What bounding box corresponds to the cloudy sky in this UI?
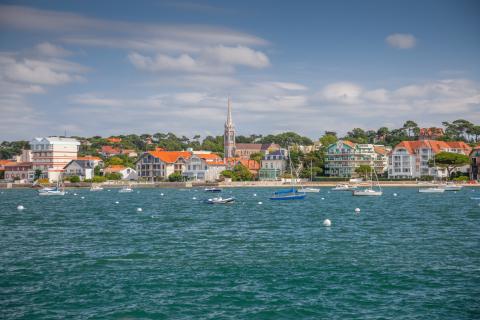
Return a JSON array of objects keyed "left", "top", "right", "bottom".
[{"left": 0, "top": 0, "right": 479, "bottom": 140}]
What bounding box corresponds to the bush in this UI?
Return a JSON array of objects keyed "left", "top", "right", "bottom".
[
  {"left": 92, "top": 176, "right": 107, "bottom": 183},
  {"left": 105, "top": 172, "right": 122, "bottom": 180},
  {"left": 68, "top": 175, "right": 81, "bottom": 183},
  {"left": 168, "top": 172, "right": 183, "bottom": 182},
  {"left": 453, "top": 176, "right": 468, "bottom": 182}
]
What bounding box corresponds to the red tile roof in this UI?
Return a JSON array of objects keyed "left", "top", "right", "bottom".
[
  {"left": 77, "top": 156, "right": 102, "bottom": 161},
  {"left": 394, "top": 140, "right": 471, "bottom": 154},
  {"left": 147, "top": 151, "right": 191, "bottom": 163},
  {"left": 197, "top": 153, "right": 222, "bottom": 161},
  {"left": 104, "top": 165, "right": 126, "bottom": 173},
  {"left": 238, "top": 159, "right": 260, "bottom": 171},
  {"left": 107, "top": 137, "right": 122, "bottom": 143},
  {"left": 101, "top": 146, "right": 121, "bottom": 154}
]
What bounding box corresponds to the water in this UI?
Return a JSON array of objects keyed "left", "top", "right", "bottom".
[{"left": 1, "top": 187, "right": 479, "bottom": 319}]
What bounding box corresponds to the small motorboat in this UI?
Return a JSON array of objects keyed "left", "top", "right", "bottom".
[
  {"left": 205, "top": 187, "right": 222, "bottom": 192},
  {"left": 205, "top": 197, "right": 235, "bottom": 204},
  {"left": 353, "top": 188, "right": 382, "bottom": 196},
  {"left": 418, "top": 187, "right": 445, "bottom": 193},
  {"left": 118, "top": 186, "right": 133, "bottom": 193},
  {"left": 443, "top": 184, "right": 463, "bottom": 191},
  {"left": 298, "top": 187, "right": 320, "bottom": 193},
  {"left": 270, "top": 188, "right": 306, "bottom": 200},
  {"left": 90, "top": 185, "right": 104, "bottom": 192},
  {"left": 331, "top": 183, "right": 357, "bottom": 191},
  {"left": 38, "top": 187, "right": 65, "bottom": 196}
]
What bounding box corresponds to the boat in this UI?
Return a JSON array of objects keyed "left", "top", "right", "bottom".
[
  {"left": 205, "top": 187, "right": 222, "bottom": 192},
  {"left": 205, "top": 197, "right": 235, "bottom": 204},
  {"left": 90, "top": 185, "right": 104, "bottom": 192},
  {"left": 298, "top": 187, "right": 320, "bottom": 193},
  {"left": 331, "top": 183, "right": 357, "bottom": 191},
  {"left": 270, "top": 148, "right": 306, "bottom": 200},
  {"left": 352, "top": 170, "right": 382, "bottom": 196},
  {"left": 418, "top": 187, "right": 445, "bottom": 193},
  {"left": 118, "top": 186, "right": 133, "bottom": 193},
  {"left": 38, "top": 177, "right": 65, "bottom": 196},
  {"left": 443, "top": 184, "right": 463, "bottom": 191}
]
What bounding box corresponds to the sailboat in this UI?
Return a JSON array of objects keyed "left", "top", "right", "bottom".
[
  {"left": 298, "top": 158, "right": 320, "bottom": 193},
  {"left": 418, "top": 155, "right": 445, "bottom": 193},
  {"left": 270, "top": 149, "right": 306, "bottom": 200},
  {"left": 352, "top": 169, "right": 382, "bottom": 196},
  {"left": 38, "top": 175, "right": 65, "bottom": 196}
]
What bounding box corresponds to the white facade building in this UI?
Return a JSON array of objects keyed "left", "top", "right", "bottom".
[{"left": 182, "top": 154, "right": 226, "bottom": 182}]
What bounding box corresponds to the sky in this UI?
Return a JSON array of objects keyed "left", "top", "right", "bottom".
[{"left": 0, "top": 0, "right": 479, "bottom": 140}]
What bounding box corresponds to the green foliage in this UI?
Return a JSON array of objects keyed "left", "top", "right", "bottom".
[
  {"left": 220, "top": 164, "right": 254, "bottom": 181},
  {"left": 249, "top": 152, "right": 264, "bottom": 163},
  {"left": 92, "top": 176, "right": 107, "bottom": 183},
  {"left": 319, "top": 134, "right": 337, "bottom": 147},
  {"left": 105, "top": 172, "right": 122, "bottom": 180},
  {"left": 94, "top": 165, "right": 101, "bottom": 176},
  {"left": 431, "top": 152, "right": 470, "bottom": 177},
  {"left": 106, "top": 156, "right": 124, "bottom": 165},
  {"left": 0, "top": 140, "right": 29, "bottom": 159},
  {"left": 168, "top": 172, "right": 183, "bottom": 182},
  {"left": 260, "top": 132, "right": 313, "bottom": 148},
  {"left": 354, "top": 165, "right": 373, "bottom": 178},
  {"left": 453, "top": 176, "right": 468, "bottom": 182},
  {"left": 34, "top": 169, "right": 43, "bottom": 180},
  {"left": 104, "top": 155, "right": 135, "bottom": 168},
  {"left": 68, "top": 175, "right": 81, "bottom": 183},
  {"left": 220, "top": 170, "right": 235, "bottom": 179}
]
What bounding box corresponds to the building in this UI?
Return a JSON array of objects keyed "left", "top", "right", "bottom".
[
  {"left": 258, "top": 149, "right": 288, "bottom": 180},
  {"left": 136, "top": 150, "right": 191, "bottom": 181},
  {"left": 388, "top": 140, "right": 471, "bottom": 179},
  {"left": 12, "top": 149, "right": 32, "bottom": 162},
  {"left": 100, "top": 146, "right": 122, "bottom": 157},
  {"left": 325, "top": 140, "right": 390, "bottom": 177},
  {"left": 235, "top": 143, "right": 281, "bottom": 159},
  {"left": 121, "top": 149, "right": 138, "bottom": 158},
  {"left": 104, "top": 165, "right": 138, "bottom": 180},
  {"left": 107, "top": 137, "right": 122, "bottom": 143},
  {"left": 182, "top": 154, "right": 226, "bottom": 182},
  {"left": 419, "top": 128, "right": 445, "bottom": 140},
  {"left": 0, "top": 160, "right": 17, "bottom": 180},
  {"left": 4, "top": 162, "right": 34, "bottom": 182},
  {"left": 289, "top": 142, "right": 321, "bottom": 154},
  {"left": 224, "top": 97, "right": 236, "bottom": 159},
  {"left": 30, "top": 137, "right": 80, "bottom": 182},
  {"left": 469, "top": 147, "right": 480, "bottom": 181},
  {"left": 63, "top": 157, "right": 103, "bottom": 181}
]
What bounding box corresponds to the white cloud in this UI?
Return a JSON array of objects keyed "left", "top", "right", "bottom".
[
  {"left": 202, "top": 45, "right": 270, "bottom": 68},
  {"left": 35, "top": 42, "right": 71, "bottom": 57},
  {"left": 385, "top": 33, "right": 417, "bottom": 49},
  {"left": 318, "top": 82, "right": 363, "bottom": 105}
]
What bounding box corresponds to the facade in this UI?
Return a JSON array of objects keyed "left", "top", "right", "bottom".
[
  {"left": 104, "top": 165, "right": 138, "bottom": 180},
  {"left": 63, "top": 158, "right": 102, "bottom": 180},
  {"left": 235, "top": 143, "right": 281, "bottom": 160},
  {"left": 30, "top": 137, "right": 80, "bottom": 182},
  {"left": 100, "top": 146, "right": 122, "bottom": 157},
  {"left": 182, "top": 154, "right": 226, "bottom": 182},
  {"left": 388, "top": 140, "right": 471, "bottom": 179},
  {"left": 325, "top": 140, "right": 390, "bottom": 177},
  {"left": 224, "top": 97, "right": 236, "bottom": 159},
  {"left": 4, "top": 162, "right": 34, "bottom": 182},
  {"left": 259, "top": 149, "right": 288, "bottom": 180},
  {"left": 136, "top": 151, "right": 191, "bottom": 181},
  {"left": 12, "top": 149, "right": 32, "bottom": 162},
  {"left": 469, "top": 147, "right": 480, "bottom": 181}
]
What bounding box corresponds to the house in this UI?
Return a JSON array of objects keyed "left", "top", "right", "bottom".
[
  {"left": 182, "top": 153, "right": 226, "bottom": 182},
  {"left": 12, "top": 149, "right": 32, "bottom": 162},
  {"left": 104, "top": 165, "right": 138, "bottom": 180},
  {"left": 121, "top": 149, "right": 138, "bottom": 158},
  {"left": 388, "top": 140, "right": 471, "bottom": 179},
  {"left": 136, "top": 151, "right": 192, "bottom": 181},
  {"left": 30, "top": 137, "right": 80, "bottom": 182},
  {"left": 100, "top": 146, "right": 122, "bottom": 157},
  {"left": 235, "top": 143, "right": 280, "bottom": 160},
  {"left": 259, "top": 149, "right": 288, "bottom": 180},
  {"left": 469, "top": 147, "right": 480, "bottom": 181},
  {"left": 419, "top": 128, "right": 445, "bottom": 140},
  {"left": 77, "top": 156, "right": 103, "bottom": 167},
  {"left": 4, "top": 162, "right": 34, "bottom": 182},
  {"left": 288, "top": 142, "right": 321, "bottom": 154},
  {"left": 0, "top": 160, "right": 16, "bottom": 179},
  {"left": 107, "top": 137, "right": 122, "bottom": 143},
  {"left": 325, "top": 140, "right": 390, "bottom": 177},
  {"left": 63, "top": 158, "right": 101, "bottom": 180}
]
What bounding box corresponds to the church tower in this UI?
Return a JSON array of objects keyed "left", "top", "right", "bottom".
[{"left": 224, "top": 97, "right": 236, "bottom": 159}]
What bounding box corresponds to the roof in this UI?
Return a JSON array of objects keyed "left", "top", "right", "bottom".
[
  {"left": 236, "top": 143, "right": 280, "bottom": 151},
  {"left": 206, "top": 161, "right": 226, "bottom": 166},
  {"left": 77, "top": 156, "right": 102, "bottom": 161},
  {"left": 343, "top": 140, "right": 356, "bottom": 148},
  {"left": 0, "top": 160, "right": 15, "bottom": 166},
  {"left": 107, "top": 137, "right": 122, "bottom": 143},
  {"left": 147, "top": 151, "right": 191, "bottom": 163},
  {"left": 196, "top": 153, "right": 222, "bottom": 160},
  {"left": 394, "top": 140, "right": 472, "bottom": 154},
  {"left": 373, "top": 146, "right": 388, "bottom": 155},
  {"left": 419, "top": 128, "right": 444, "bottom": 136},
  {"left": 104, "top": 165, "right": 127, "bottom": 172},
  {"left": 101, "top": 146, "right": 121, "bottom": 154},
  {"left": 238, "top": 159, "right": 260, "bottom": 170},
  {"left": 4, "top": 162, "right": 32, "bottom": 168},
  {"left": 64, "top": 159, "right": 96, "bottom": 169},
  {"left": 31, "top": 137, "right": 80, "bottom": 145}
]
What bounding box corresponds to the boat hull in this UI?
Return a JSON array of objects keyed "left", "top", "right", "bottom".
[
  {"left": 418, "top": 188, "right": 445, "bottom": 193},
  {"left": 205, "top": 197, "right": 235, "bottom": 204},
  {"left": 270, "top": 193, "right": 306, "bottom": 200},
  {"left": 299, "top": 188, "right": 320, "bottom": 193},
  {"left": 352, "top": 191, "right": 382, "bottom": 196}
]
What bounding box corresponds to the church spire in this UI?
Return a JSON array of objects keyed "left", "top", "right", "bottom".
[
  {"left": 226, "top": 96, "right": 232, "bottom": 126},
  {"left": 224, "top": 96, "right": 236, "bottom": 159}
]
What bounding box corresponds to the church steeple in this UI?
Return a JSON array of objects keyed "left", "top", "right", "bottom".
[{"left": 224, "top": 96, "right": 236, "bottom": 159}]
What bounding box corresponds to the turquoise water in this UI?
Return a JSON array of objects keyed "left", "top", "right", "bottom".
[{"left": 1, "top": 187, "right": 479, "bottom": 319}]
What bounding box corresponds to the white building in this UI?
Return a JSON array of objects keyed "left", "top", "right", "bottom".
[
  {"left": 259, "top": 149, "right": 288, "bottom": 180},
  {"left": 388, "top": 140, "right": 472, "bottom": 179},
  {"left": 30, "top": 137, "right": 80, "bottom": 182},
  {"left": 182, "top": 154, "right": 226, "bottom": 182},
  {"left": 63, "top": 157, "right": 103, "bottom": 181},
  {"left": 136, "top": 150, "right": 191, "bottom": 181},
  {"left": 104, "top": 165, "right": 138, "bottom": 180}
]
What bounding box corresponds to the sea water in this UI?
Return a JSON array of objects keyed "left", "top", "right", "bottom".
[{"left": 1, "top": 188, "right": 479, "bottom": 319}]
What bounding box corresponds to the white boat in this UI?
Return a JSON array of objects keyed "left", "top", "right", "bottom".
[
  {"left": 205, "top": 187, "right": 222, "bottom": 192},
  {"left": 38, "top": 177, "right": 65, "bottom": 196},
  {"left": 90, "top": 185, "right": 104, "bottom": 192},
  {"left": 205, "top": 197, "right": 235, "bottom": 204},
  {"left": 298, "top": 187, "right": 320, "bottom": 193},
  {"left": 332, "top": 183, "right": 357, "bottom": 191},
  {"left": 418, "top": 187, "right": 445, "bottom": 193},
  {"left": 353, "top": 170, "right": 382, "bottom": 196},
  {"left": 443, "top": 184, "right": 463, "bottom": 191},
  {"left": 118, "top": 186, "right": 133, "bottom": 193}
]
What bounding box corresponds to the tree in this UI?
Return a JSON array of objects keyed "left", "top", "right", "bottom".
[
  {"left": 403, "top": 120, "right": 419, "bottom": 137},
  {"left": 430, "top": 152, "right": 470, "bottom": 178},
  {"left": 249, "top": 152, "right": 264, "bottom": 163},
  {"left": 105, "top": 172, "right": 122, "bottom": 180},
  {"left": 107, "top": 157, "right": 124, "bottom": 165},
  {"left": 354, "top": 165, "right": 373, "bottom": 179},
  {"left": 69, "top": 175, "right": 80, "bottom": 183},
  {"left": 168, "top": 172, "right": 183, "bottom": 182},
  {"left": 34, "top": 169, "right": 43, "bottom": 180},
  {"left": 319, "top": 134, "right": 337, "bottom": 147},
  {"left": 94, "top": 165, "right": 101, "bottom": 176},
  {"left": 233, "top": 164, "right": 254, "bottom": 181}
]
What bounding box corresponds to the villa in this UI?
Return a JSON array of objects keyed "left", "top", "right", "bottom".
[
  {"left": 182, "top": 153, "right": 226, "bottom": 182},
  {"left": 136, "top": 150, "right": 191, "bottom": 181}
]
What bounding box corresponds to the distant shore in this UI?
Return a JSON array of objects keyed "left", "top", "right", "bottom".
[{"left": 1, "top": 181, "right": 478, "bottom": 189}]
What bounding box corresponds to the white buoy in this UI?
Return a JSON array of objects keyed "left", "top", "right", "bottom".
[
  {"left": 321, "top": 197, "right": 325, "bottom": 200},
  {"left": 192, "top": 197, "right": 197, "bottom": 200},
  {"left": 108, "top": 190, "right": 111, "bottom": 192},
  {"left": 136, "top": 208, "right": 142, "bottom": 212},
  {"left": 17, "top": 205, "right": 25, "bottom": 211},
  {"left": 81, "top": 196, "right": 85, "bottom": 199},
  {"left": 253, "top": 193, "right": 257, "bottom": 197},
  {"left": 115, "top": 201, "right": 119, "bottom": 204},
  {"left": 393, "top": 193, "right": 397, "bottom": 197},
  {"left": 355, "top": 208, "right": 361, "bottom": 213},
  {"left": 137, "top": 191, "right": 140, "bottom": 194},
  {"left": 258, "top": 201, "right": 263, "bottom": 204},
  {"left": 74, "top": 193, "right": 77, "bottom": 196},
  {"left": 323, "top": 219, "right": 331, "bottom": 227},
  {"left": 160, "top": 193, "right": 164, "bottom": 196}
]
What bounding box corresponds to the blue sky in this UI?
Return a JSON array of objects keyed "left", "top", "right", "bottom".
[{"left": 0, "top": 0, "right": 479, "bottom": 140}]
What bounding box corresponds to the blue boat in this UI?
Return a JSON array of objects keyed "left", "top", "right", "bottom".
[{"left": 269, "top": 188, "right": 306, "bottom": 200}]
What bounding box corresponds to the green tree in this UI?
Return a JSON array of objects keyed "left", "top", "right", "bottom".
[
  {"left": 403, "top": 120, "right": 419, "bottom": 137},
  {"left": 94, "top": 165, "right": 101, "bottom": 176},
  {"left": 34, "top": 169, "right": 43, "bottom": 180},
  {"left": 69, "top": 175, "right": 81, "bottom": 183},
  {"left": 107, "top": 156, "right": 124, "bottom": 165},
  {"left": 220, "top": 170, "right": 235, "bottom": 180},
  {"left": 354, "top": 165, "right": 373, "bottom": 179},
  {"left": 168, "top": 172, "right": 183, "bottom": 182},
  {"left": 92, "top": 176, "right": 107, "bottom": 183},
  {"left": 249, "top": 152, "right": 264, "bottom": 163},
  {"left": 105, "top": 172, "right": 122, "bottom": 180},
  {"left": 319, "top": 134, "right": 337, "bottom": 147},
  {"left": 430, "top": 152, "right": 470, "bottom": 178},
  {"left": 233, "top": 164, "right": 254, "bottom": 181}
]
